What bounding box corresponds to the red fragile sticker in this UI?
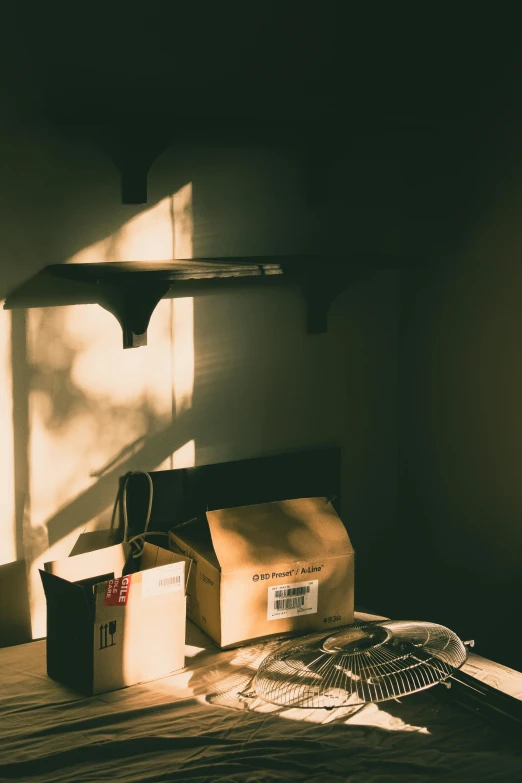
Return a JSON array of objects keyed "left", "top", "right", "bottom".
[{"left": 104, "top": 575, "right": 132, "bottom": 606}]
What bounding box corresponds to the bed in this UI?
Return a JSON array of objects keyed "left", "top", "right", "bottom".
[{"left": 1, "top": 613, "right": 521, "bottom": 783}]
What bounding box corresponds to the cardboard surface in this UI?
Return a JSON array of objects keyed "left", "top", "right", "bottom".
[
  {"left": 69, "top": 530, "right": 118, "bottom": 557},
  {"left": 207, "top": 497, "right": 352, "bottom": 571},
  {"left": 44, "top": 542, "right": 128, "bottom": 584},
  {"left": 169, "top": 497, "right": 354, "bottom": 648},
  {"left": 41, "top": 542, "right": 188, "bottom": 695}
]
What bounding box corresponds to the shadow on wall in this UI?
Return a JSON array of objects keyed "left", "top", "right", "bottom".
[
  {"left": 3, "top": 285, "right": 401, "bottom": 646},
  {"left": 4, "top": 297, "right": 197, "bottom": 643},
  {"left": 0, "top": 560, "right": 31, "bottom": 648},
  {"left": 0, "top": 132, "right": 199, "bottom": 643},
  {"left": 396, "top": 132, "right": 522, "bottom": 669},
  {"left": 0, "top": 135, "right": 401, "bottom": 647},
  {"left": 1, "top": 277, "right": 401, "bottom": 646}
]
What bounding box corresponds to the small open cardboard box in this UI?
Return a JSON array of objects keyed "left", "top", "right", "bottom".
[
  {"left": 40, "top": 540, "right": 190, "bottom": 695},
  {"left": 169, "top": 496, "right": 354, "bottom": 648}
]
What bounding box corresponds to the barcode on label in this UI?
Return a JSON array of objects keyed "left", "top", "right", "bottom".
[
  {"left": 274, "top": 596, "right": 306, "bottom": 610},
  {"left": 141, "top": 561, "right": 184, "bottom": 599},
  {"left": 159, "top": 576, "right": 181, "bottom": 588},
  {"left": 274, "top": 586, "right": 311, "bottom": 599},
  {"left": 267, "top": 579, "right": 318, "bottom": 621}
]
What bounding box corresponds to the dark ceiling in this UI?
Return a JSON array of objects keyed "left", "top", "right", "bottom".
[
  {"left": 3, "top": 3, "right": 521, "bottom": 214},
  {"left": 4, "top": 3, "right": 521, "bottom": 133}
]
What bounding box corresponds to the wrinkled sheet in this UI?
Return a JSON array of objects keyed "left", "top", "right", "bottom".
[{"left": 1, "top": 621, "right": 521, "bottom": 783}]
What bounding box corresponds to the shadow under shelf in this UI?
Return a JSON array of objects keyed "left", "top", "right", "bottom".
[{"left": 4, "top": 255, "right": 413, "bottom": 348}]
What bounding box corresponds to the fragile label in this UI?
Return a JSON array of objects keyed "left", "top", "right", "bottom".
[
  {"left": 267, "top": 579, "right": 318, "bottom": 621},
  {"left": 104, "top": 575, "right": 132, "bottom": 606},
  {"left": 141, "top": 561, "right": 184, "bottom": 599}
]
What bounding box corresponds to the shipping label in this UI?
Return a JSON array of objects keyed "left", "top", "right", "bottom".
[
  {"left": 141, "top": 561, "right": 184, "bottom": 599},
  {"left": 104, "top": 575, "right": 132, "bottom": 606},
  {"left": 267, "top": 579, "right": 318, "bottom": 621}
]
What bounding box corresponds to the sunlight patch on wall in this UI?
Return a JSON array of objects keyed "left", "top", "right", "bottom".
[
  {"left": 171, "top": 182, "right": 195, "bottom": 416},
  {"left": 172, "top": 183, "right": 193, "bottom": 259},
  {"left": 156, "top": 438, "right": 196, "bottom": 471},
  {"left": 65, "top": 234, "right": 117, "bottom": 266},
  {"left": 155, "top": 440, "right": 196, "bottom": 470},
  {"left": 66, "top": 196, "right": 174, "bottom": 264},
  {"left": 25, "top": 300, "right": 175, "bottom": 638},
  {"left": 66, "top": 302, "right": 174, "bottom": 416},
  {"left": 112, "top": 196, "right": 174, "bottom": 261},
  {"left": 64, "top": 184, "right": 194, "bottom": 266},
  {"left": 28, "top": 302, "right": 174, "bottom": 523},
  {"left": 0, "top": 308, "right": 16, "bottom": 565},
  {"left": 19, "top": 182, "right": 196, "bottom": 640},
  {"left": 172, "top": 439, "right": 196, "bottom": 469},
  {"left": 172, "top": 298, "right": 194, "bottom": 416}
]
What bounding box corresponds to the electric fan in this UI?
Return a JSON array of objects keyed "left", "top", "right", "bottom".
[{"left": 245, "top": 620, "right": 471, "bottom": 709}]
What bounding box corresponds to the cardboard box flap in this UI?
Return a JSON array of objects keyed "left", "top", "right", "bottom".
[
  {"left": 40, "top": 569, "right": 95, "bottom": 623},
  {"left": 206, "top": 497, "right": 353, "bottom": 572},
  {"left": 40, "top": 570, "right": 95, "bottom": 693},
  {"left": 44, "top": 543, "right": 127, "bottom": 584},
  {"left": 140, "top": 542, "right": 192, "bottom": 592},
  {"left": 170, "top": 517, "right": 220, "bottom": 569},
  {"left": 69, "top": 530, "right": 117, "bottom": 557}
]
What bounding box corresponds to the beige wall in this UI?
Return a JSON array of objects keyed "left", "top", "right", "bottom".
[
  {"left": 398, "top": 145, "right": 522, "bottom": 670},
  {"left": 0, "top": 127, "right": 401, "bottom": 644}
]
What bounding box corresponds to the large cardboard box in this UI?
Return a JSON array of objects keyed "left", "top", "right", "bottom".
[
  {"left": 40, "top": 542, "right": 190, "bottom": 695},
  {"left": 168, "top": 497, "right": 354, "bottom": 648}
]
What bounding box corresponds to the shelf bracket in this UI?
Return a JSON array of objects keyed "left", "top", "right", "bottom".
[
  {"left": 301, "top": 268, "right": 367, "bottom": 334},
  {"left": 97, "top": 279, "right": 171, "bottom": 348},
  {"left": 99, "top": 128, "right": 173, "bottom": 204},
  {"left": 304, "top": 284, "right": 340, "bottom": 334},
  {"left": 6, "top": 256, "right": 408, "bottom": 348}
]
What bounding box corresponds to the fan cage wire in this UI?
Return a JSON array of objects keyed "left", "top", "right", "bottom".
[{"left": 252, "top": 621, "right": 468, "bottom": 708}]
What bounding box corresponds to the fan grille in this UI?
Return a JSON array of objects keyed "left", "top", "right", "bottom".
[{"left": 254, "top": 620, "right": 468, "bottom": 708}]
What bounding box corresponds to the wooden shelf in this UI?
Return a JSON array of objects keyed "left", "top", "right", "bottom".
[
  {"left": 46, "top": 260, "right": 285, "bottom": 284},
  {"left": 41, "top": 255, "right": 410, "bottom": 348}
]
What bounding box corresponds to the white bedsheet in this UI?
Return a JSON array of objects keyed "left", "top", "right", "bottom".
[{"left": 1, "top": 620, "right": 521, "bottom": 783}]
